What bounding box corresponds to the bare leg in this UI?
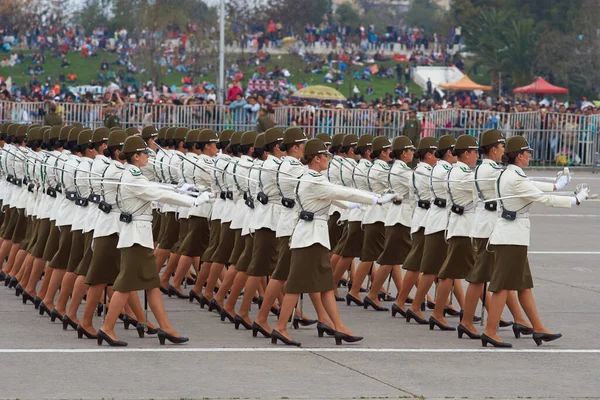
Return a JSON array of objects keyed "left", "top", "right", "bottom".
[
  {"left": 391, "top": 266, "right": 403, "bottom": 294},
  {"left": 99, "top": 291, "right": 129, "bottom": 340},
  {"left": 254, "top": 279, "right": 285, "bottom": 331},
  {"left": 81, "top": 284, "right": 105, "bottom": 334},
  {"left": 0, "top": 240, "right": 14, "bottom": 273},
  {"left": 518, "top": 289, "right": 553, "bottom": 334},
  {"left": 332, "top": 257, "right": 352, "bottom": 288},
  {"left": 347, "top": 261, "right": 372, "bottom": 299},
  {"left": 308, "top": 292, "right": 333, "bottom": 326},
  {"left": 321, "top": 290, "right": 353, "bottom": 335},
  {"left": 37, "top": 264, "right": 54, "bottom": 299},
  {"left": 236, "top": 276, "right": 261, "bottom": 324},
  {"left": 191, "top": 261, "right": 212, "bottom": 294},
  {"left": 223, "top": 271, "right": 247, "bottom": 315},
  {"left": 24, "top": 258, "right": 46, "bottom": 296},
  {"left": 172, "top": 255, "right": 198, "bottom": 291},
  {"left": 154, "top": 248, "right": 170, "bottom": 273},
  {"left": 431, "top": 278, "right": 453, "bottom": 325},
  {"left": 506, "top": 291, "right": 531, "bottom": 327},
  {"left": 128, "top": 291, "right": 157, "bottom": 329},
  {"left": 55, "top": 272, "right": 77, "bottom": 314},
  {"left": 65, "top": 275, "right": 88, "bottom": 324},
  {"left": 16, "top": 254, "right": 34, "bottom": 285},
  {"left": 42, "top": 268, "right": 66, "bottom": 309},
  {"left": 366, "top": 264, "right": 393, "bottom": 307},
  {"left": 452, "top": 279, "right": 465, "bottom": 310},
  {"left": 461, "top": 282, "right": 483, "bottom": 333},
  {"left": 273, "top": 293, "right": 300, "bottom": 340},
  {"left": 146, "top": 288, "right": 181, "bottom": 336},
  {"left": 214, "top": 266, "right": 238, "bottom": 305},
  {"left": 393, "top": 270, "right": 419, "bottom": 310},
  {"left": 159, "top": 252, "right": 180, "bottom": 289},
  {"left": 203, "top": 262, "right": 225, "bottom": 301},
  {"left": 409, "top": 273, "right": 436, "bottom": 318},
  {"left": 5, "top": 244, "right": 21, "bottom": 275},
  {"left": 483, "top": 289, "right": 508, "bottom": 342}
]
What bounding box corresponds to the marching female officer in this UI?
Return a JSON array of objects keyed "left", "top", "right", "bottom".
[
  {"left": 97, "top": 136, "right": 209, "bottom": 346},
  {"left": 482, "top": 135, "right": 588, "bottom": 348}
]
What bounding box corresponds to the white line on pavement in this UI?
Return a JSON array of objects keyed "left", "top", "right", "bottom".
[
  {"left": 529, "top": 251, "right": 600, "bottom": 255},
  {"left": 530, "top": 214, "right": 600, "bottom": 217},
  {"left": 0, "top": 347, "right": 598, "bottom": 354}
]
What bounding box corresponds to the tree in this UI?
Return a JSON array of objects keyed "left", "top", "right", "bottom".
[
  {"left": 264, "top": 0, "right": 331, "bottom": 34},
  {"left": 335, "top": 3, "right": 360, "bottom": 28},
  {"left": 73, "top": 0, "right": 111, "bottom": 30},
  {"left": 404, "top": 0, "right": 444, "bottom": 33}
]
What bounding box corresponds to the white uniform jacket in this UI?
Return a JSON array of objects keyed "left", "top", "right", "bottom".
[{"left": 384, "top": 159, "right": 413, "bottom": 228}]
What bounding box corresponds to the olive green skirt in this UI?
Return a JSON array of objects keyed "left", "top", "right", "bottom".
[
  {"left": 285, "top": 244, "right": 334, "bottom": 294},
  {"left": 466, "top": 238, "right": 494, "bottom": 284},
  {"left": 200, "top": 219, "right": 222, "bottom": 263},
  {"left": 43, "top": 222, "right": 60, "bottom": 263},
  {"left": 271, "top": 236, "right": 292, "bottom": 281},
  {"left": 378, "top": 224, "right": 412, "bottom": 266},
  {"left": 335, "top": 221, "right": 363, "bottom": 258},
  {"left": 21, "top": 216, "right": 35, "bottom": 251},
  {"left": 66, "top": 230, "right": 85, "bottom": 273},
  {"left": 173, "top": 218, "right": 190, "bottom": 255},
  {"left": 112, "top": 244, "right": 160, "bottom": 292},
  {"left": 331, "top": 223, "right": 349, "bottom": 255},
  {"left": 157, "top": 212, "right": 179, "bottom": 250},
  {"left": 151, "top": 209, "right": 161, "bottom": 242},
  {"left": 156, "top": 212, "right": 167, "bottom": 244},
  {"left": 180, "top": 216, "right": 210, "bottom": 257},
  {"left": 212, "top": 222, "right": 236, "bottom": 265},
  {"left": 74, "top": 231, "right": 95, "bottom": 277},
  {"left": 246, "top": 228, "right": 278, "bottom": 277},
  {"left": 50, "top": 225, "right": 72, "bottom": 270},
  {"left": 0, "top": 201, "right": 4, "bottom": 231},
  {"left": 488, "top": 245, "right": 533, "bottom": 292},
  {"left": 403, "top": 228, "right": 425, "bottom": 272},
  {"left": 2, "top": 207, "right": 18, "bottom": 240},
  {"left": 11, "top": 209, "right": 28, "bottom": 244},
  {"left": 85, "top": 234, "right": 121, "bottom": 285},
  {"left": 228, "top": 229, "right": 244, "bottom": 265},
  {"left": 0, "top": 204, "right": 9, "bottom": 237},
  {"left": 235, "top": 235, "right": 254, "bottom": 273},
  {"left": 31, "top": 219, "right": 51, "bottom": 258},
  {"left": 360, "top": 222, "right": 386, "bottom": 262},
  {"left": 328, "top": 211, "right": 344, "bottom": 251},
  {"left": 438, "top": 237, "right": 475, "bottom": 280},
  {"left": 420, "top": 231, "right": 448, "bottom": 275}
]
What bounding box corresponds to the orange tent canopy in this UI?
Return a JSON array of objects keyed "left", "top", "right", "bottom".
[{"left": 439, "top": 75, "right": 492, "bottom": 91}]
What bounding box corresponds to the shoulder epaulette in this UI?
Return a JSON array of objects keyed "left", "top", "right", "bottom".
[
  {"left": 309, "top": 171, "right": 322, "bottom": 178},
  {"left": 460, "top": 166, "right": 472, "bottom": 173},
  {"left": 516, "top": 170, "right": 527, "bottom": 178},
  {"left": 442, "top": 164, "right": 451, "bottom": 171},
  {"left": 289, "top": 159, "right": 301, "bottom": 166},
  {"left": 364, "top": 160, "right": 373, "bottom": 167},
  {"left": 130, "top": 167, "right": 142, "bottom": 176},
  {"left": 115, "top": 163, "right": 125, "bottom": 170},
  {"left": 102, "top": 159, "right": 110, "bottom": 165},
  {"left": 423, "top": 165, "right": 432, "bottom": 171},
  {"left": 489, "top": 161, "right": 502, "bottom": 169},
  {"left": 273, "top": 159, "right": 282, "bottom": 165}
]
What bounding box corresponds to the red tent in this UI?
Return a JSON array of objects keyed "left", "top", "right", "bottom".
[{"left": 513, "top": 77, "right": 568, "bottom": 94}]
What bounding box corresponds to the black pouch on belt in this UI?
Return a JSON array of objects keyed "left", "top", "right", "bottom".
[
  {"left": 119, "top": 212, "right": 133, "bottom": 223},
  {"left": 501, "top": 209, "right": 516, "bottom": 221},
  {"left": 46, "top": 187, "right": 57, "bottom": 198},
  {"left": 89, "top": 193, "right": 101, "bottom": 204},
  {"left": 299, "top": 210, "right": 314, "bottom": 222},
  {"left": 219, "top": 191, "right": 226, "bottom": 200},
  {"left": 257, "top": 192, "right": 269, "bottom": 205},
  {"left": 98, "top": 201, "right": 112, "bottom": 214},
  {"left": 245, "top": 197, "right": 255, "bottom": 209},
  {"left": 392, "top": 199, "right": 402, "bottom": 205},
  {"left": 434, "top": 198, "right": 446, "bottom": 208},
  {"left": 75, "top": 196, "right": 89, "bottom": 207},
  {"left": 484, "top": 201, "right": 497, "bottom": 212},
  {"left": 281, "top": 197, "right": 295, "bottom": 208},
  {"left": 27, "top": 183, "right": 35, "bottom": 193},
  {"left": 226, "top": 190, "right": 233, "bottom": 200},
  {"left": 66, "top": 191, "right": 77, "bottom": 201},
  {"left": 417, "top": 200, "right": 430, "bottom": 209},
  {"left": 450, "top": 204, "right": 464, "bottom": 215}
]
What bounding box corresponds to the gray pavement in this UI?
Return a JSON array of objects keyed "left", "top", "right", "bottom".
[{"left": 1, "top": 170, "right": 599, "bottom": 400}]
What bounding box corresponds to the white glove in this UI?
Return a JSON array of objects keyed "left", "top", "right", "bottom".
[
  {"left": 193, "top": 191, "right": 213, "bottom": 206},
  {"left": 348, "top": 202, "right": 363, "bottom": 209},
  {"left": 178, "top": 183, "right": 195, "bottom": 192},
  {"left": 573, "top": 186, "right": 589, "bottom": 206},
  {"left": 155, "top": 201, "right": 165, "bottom": 208},
  {"left": 555, "top": 174, "right": 570, "bottom": 191},
  {"left": 378, "top": 193, "right": 396, "bottom": 205},
  {"left": 371, "top": 196, "right": 380, "bottom": 206}
]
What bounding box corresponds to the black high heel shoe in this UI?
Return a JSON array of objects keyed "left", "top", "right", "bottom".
[
  {"left": 168, "top": 285, "right": 189, "bottom": 299},
  {"left": 0, "top": 270, "right": 5, "bottom": 281},
  {"left": 123, "top": 315, "right": 139, "bottom": 330},
  {"left": 97, "top": 329, "right": 128, "bottom": 347},
  {"left": 512, "top": 323, "right": 534, "bottom": 338},
  {"left": 533, "top": 332, "right": 562, "bottom": 346},
  {"left": 39, "top": 302, "right": 51, "bottom": 317},
  {"left": 50, "top": 308, "right": 63, "bottom": 323},
  {"left": 458, "top": 310, "right": 481, "bottom": 323},
  {"left": 292, "top": 316, "right": 318, "bottom": 329},
  {"left": 234, "top": 315, "right": 252, "bottom": 330},
  {"left": 345, "top": 293, "right": 364, "bottom": 307},
  {"left": 208, "top": 298, "right": 222, "bottom": 313},
  {"left": 4, "top": 275, "right": 11, "bottom": 286},
  {"left": 135, "top": 323, "right": 148, "bottom": 338},
  {"left": 8, "top": 276, "right": 18, "bottom": 289},
  {"left": 22, "top": 291, "right": 34, "bottom": 305},
  {"left": 159, "top": 286, "right": 169, "bottom": 295},
  {"left": 337, "top": 278, "right": 348, "bottom": 287},
  {"left": 391, "top": 304, "right": 406, "bottom": 318},
  {"left": 33, "top": 296, "right": 42, "bottom": 309},
  {"left": 499, "top": 320, "right": 514, "bottom": 328},
  {"left": 316, "top": 322, "right": 335, "bottom": 337},
  {"left": 62, "top": 315, "right": 78, "bottom": 331},
  {"left": 220, "top": 308, "right": 235, "bottom": 323},
  {"left": 363, "top": 296, "right": 389, "bottom": 312},
  {"left": 96, "top": 303, "right": 104, "bottom": 317},
  {"left": 15, "top": 283, "right": 23, "bottom": 297},
  {"left": 405, "top": 297, "right": 414, "bottom": 304},
  {"left": 76, "top": 325, "right": 97, "bottom": 339},
  {"left": 405, "top": 309, "right": 428, "bottom": 325},
  {"left": 252, "top": 322, "right": 272, "bottom": 338},
  {"left": 158, "top": 330, "right": 189, "bottom": 345},
  {"left": 457, "top": 324, "right": 481, "bottom": 339},
  {"left": 189, "top": 289, "right": 203, "bottom": 304},
  {"left": 481, "top": 333, "right": 512, "bottom": 348},
  {"left": 443, "top": 306, "right": 460, "bottom": 317},
  {"left": 335, "top": 295, "right": 345, "bottom": 302},
  {"left": 334, "top": 331, "right": 363, "bottom": 345},
  {"left": 426, "top": 300, "right": 436, "bottom": 310},
  {"left": 271, "top": 329, "right": 301, "bottom": 346},
  {"left": 429, "top": 316, "right": 456, "bottom": 331}
]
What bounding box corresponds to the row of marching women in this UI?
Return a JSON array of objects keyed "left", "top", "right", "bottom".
[{"left": 0, "top": 122, "right": 590, "bottom": 348}]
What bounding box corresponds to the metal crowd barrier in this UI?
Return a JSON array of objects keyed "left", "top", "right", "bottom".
[{"left": 0, "top": 101, "right": 598, "bottom": 167}]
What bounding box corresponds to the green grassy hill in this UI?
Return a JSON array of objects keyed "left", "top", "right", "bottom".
[{"left": 0, "top": 50, "right": 423, "bottom": 100}]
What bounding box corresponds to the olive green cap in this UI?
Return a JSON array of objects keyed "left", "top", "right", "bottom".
[
  {"left": 174, "top": 127, "right": 189, "bottom": 141},
  {"left": 283, "top": 127, "right": 307, "bottom": 145},
  {"left": 68, "top": 126, "right": 84, "bottom": 143},
  {"left": 122, "top": 135, "right": 150, "bottom": 154},
  {"left": 0, "top": 122, "right": 10, "bottom": 134},
  {"left": 264, "top": 127, "right": 284, "bottom": 145},
  {"left": 332, "top": 133, "right": 345, "bottom": 148},
  {"left": 505, "top": 135, "right": 532, "bottom": 154},
  {"left": 241, "top": 131, "right": 259, "bottom": 147},
  {"left": 92, "top": 127, "right": 111, "bottom": 144},
  {"left": 49, "top": 125, "right": 62, "bottom": 140},
  {"left": 77, "top": 129, "right": 93, "bottom": 146},
  {"left": 438, "top": 135, "right": 456, "bottom": 151},
  {"left": 109, "top": 126, "right": 121, "bottom": 132},
  {"left": 316, "top": 133, "right": 332, "bottom": 145},
  {"left": 304, "top": 139, "right": 331, "bottom": 157},
  {"left": 392, "top": 136, "right": 416, "bottom": 151},
  {"left": 40, "top": 126, "right": 51, "bottom": 142},
  {"left": 480, "top": 129, "right": 506, "bottom": 147},
  {"left": 372, "top": 136, "right": 392, "bottom": 152},
  {"left": 231, "top": 131, "right": 244, "bottom": 146},
  {"left": 454, "top": 134, "right": 479, "bottom": 151},
  {"left": 59, "top": 125, "right": 73, "bottom": 141},
  {"left": 219, "top": 129, "right": 234, "bottom": 143},
  {"left": 108, "top": 130, "right": 127, "bottom": 147},
  {"left": 342, "top": 134, "right": 358, "bottom": 147},
  {"left": 184, "top": 129, "right": 198, "bottom": 143},
  {"left": 72, "top": 122, "right": 83, "bottom": 129},
  {"left": 27, "top": 126, "right": 40, "bottom": 141},
  {"left": 28, "top": 124, "right": 41, "bottom": 131},
  {"left": 198, "top": 129, "right": 219, "bottom": 143},
  {"left": 157, "top": 126, "right": 169, "bottom": 140},
  {"left": 166, "top": 127, "right": 178, "bottom": 140},
  {"left": 8, "top": 124, "right": 19, "bottom": 137},
  {"left": 417, "top": 136, "right": 437, "bottom": 151},
  {"left": 141, "top": 126, "right": 158, "bottom": 141},
  {"left": 16, "top": 125, "right": 28, "bottom": 139},
  {"left": 357, "top": 134, "right": 374, "bottom": 149},
  {"left": 125, "top": 127, "right": 140, "bottom": 137},
  {"left": 254, "top": 133, "right": 266, "bottom": 150}
]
